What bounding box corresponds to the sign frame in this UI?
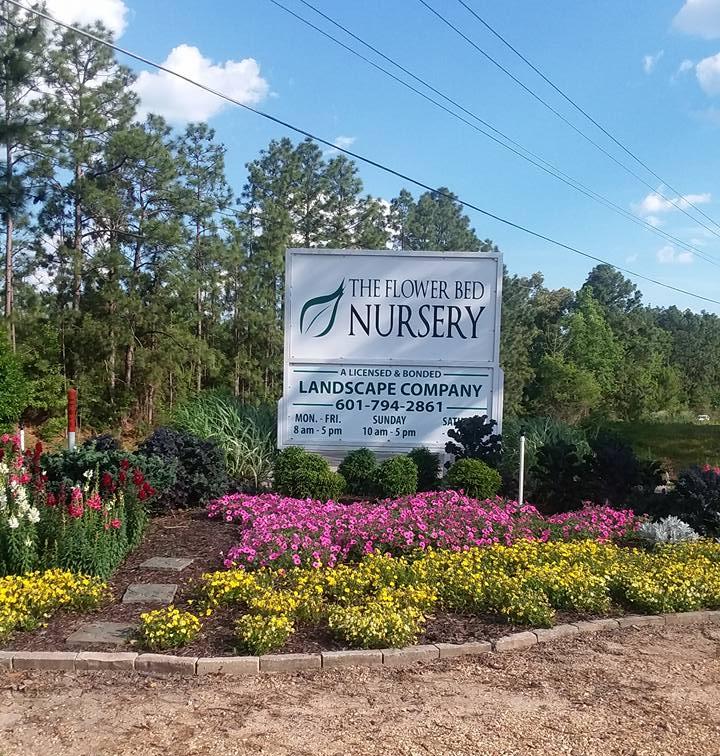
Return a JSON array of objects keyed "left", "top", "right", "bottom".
[{"left": 278, "top": 248, "right": 504, "bottom": 452}]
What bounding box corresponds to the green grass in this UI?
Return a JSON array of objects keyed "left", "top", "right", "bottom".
[{"left": 609, "top": 422, "right": 720, "bottom": 473}]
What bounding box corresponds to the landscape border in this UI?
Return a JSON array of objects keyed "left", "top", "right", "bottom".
[{"left": 2, "top": 610, "right": 718, "bottom": 676}]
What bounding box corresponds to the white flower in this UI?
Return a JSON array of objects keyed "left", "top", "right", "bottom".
[
  {"left": 83, "top": 470, "right": 94, "bottom": 480},
  {"left": 0, "top": 462, "right": 8, "bottom": 475},
  {"left": 27, "top": 507, "right": 40, "bottom": 524},
  {"left": 24, "top": 537, "right": 33, "bottom": 548},
  {"left": 7, "top": 516, "right": 19, "bottom": 529},
  {"left": 15, "top": 487, "right": 28, "bottom": 511}
]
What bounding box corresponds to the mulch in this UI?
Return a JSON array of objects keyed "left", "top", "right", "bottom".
[{"left": 2, "top": 509, "right": 624, "bottom": 656}]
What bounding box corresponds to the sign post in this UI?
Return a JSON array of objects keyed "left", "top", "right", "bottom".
[{"left": 278, "top": 249, "right": 503, "bottom": 455}]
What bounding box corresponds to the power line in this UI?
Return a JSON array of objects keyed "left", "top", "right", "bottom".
[
  {"left": 455, "top": 0, "right": 720, "bottom": 236},
  {"left": 270, "top": 0, "right": 720, "bottom": 269},
  {"left": 418, "top": 0, "right": 720, "bottom": 242},
  {"left": 9, "top": 0, "right": 720, "bottom": 307}
]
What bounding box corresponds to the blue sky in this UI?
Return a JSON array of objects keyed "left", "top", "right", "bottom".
[{"left": 47, "top": 0, "right": 720, "bottom": 313}]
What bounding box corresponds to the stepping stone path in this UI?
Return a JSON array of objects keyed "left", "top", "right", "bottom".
[
  {"left": 122, "top": 583, "right": 178, "bottom": 605},
  {"left": 139, "top": 557, "right": 194, "bottom": 571},
  {"left": 66, "top": 621, "right": 135, "bottom": 648}
]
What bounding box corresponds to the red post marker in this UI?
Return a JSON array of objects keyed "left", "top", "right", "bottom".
[{"left": 67, "top": 388, "right": 78, "bottom": 451}]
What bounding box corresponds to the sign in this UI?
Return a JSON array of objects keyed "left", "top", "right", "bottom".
[{"left": 278, "top": 249, "right": 503, "bottom": 452}]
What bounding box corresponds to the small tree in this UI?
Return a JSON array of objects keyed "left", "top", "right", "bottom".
[
  {"left": 0, "top": 334, "right": 29, "bottom": 429},
  {"left": 445, "top": 415, "right": 502, "bottom": 467}
]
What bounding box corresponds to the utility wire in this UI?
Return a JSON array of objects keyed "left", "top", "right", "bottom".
[
  {"left": 418, "top": 0, "right": 720, "bottom": 241},
  {"left": 455, "top": 0, "right": 720, "bottom": 235},
  {"left": 271, "top": 0, "right": 720, "bottom": 268},
  {"left": 9, "top": 0, "right": 720, "bottom": 307}
]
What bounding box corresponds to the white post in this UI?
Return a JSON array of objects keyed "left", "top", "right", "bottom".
[
  {"left": 19, "top": 421, "right": 25, "bottom": 452},
  {"left": 518, "top": 435, "right": 526, "bottom": 504}
]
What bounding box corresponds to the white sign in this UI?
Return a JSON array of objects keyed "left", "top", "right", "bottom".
[{"left": 279, "top": 249, "right": 503, "bottom": 452}]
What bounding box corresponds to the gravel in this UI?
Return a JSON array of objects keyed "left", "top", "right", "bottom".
[{"left": 1, "top": 624, "right": 719, "bottom": 755}]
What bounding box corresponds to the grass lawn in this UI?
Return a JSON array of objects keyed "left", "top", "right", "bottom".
[{"left": 609, "top": 422, "right": 720, "bottom": 473}]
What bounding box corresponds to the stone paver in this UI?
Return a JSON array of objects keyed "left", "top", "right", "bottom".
[
  {"left": 122, "top": 583, "right": 178, "bottom": 605},
  {"left": 66, "top": 621, "right": 135, "bottom": 647},
  {"left": 664, "top": 610, "right": 716, "bottom": 626},
  {"left": 616, "top": 615, "right": 665, "bottom": 629},
  {"left": 533, "top": 624, "right": 580, "bottom": 643},
  {"left": 13, "top": 651, "right": 77, "bottom": 671},
  {"left": 321, "top": 650, "right": 383, "bottom": 669},
  {"left": 494, "top": 631, "right": 538, "bottom": 652},
  {"left": 382, "top": 645, "right": 439, "bottom": 668},
  {"left": 76, "top": 652, "right": 138, "bottom": 671},
  {"left": 574, "top": 618, "right": 621, "bottom": 633},
  {"left": 435, "top": 641, "right": 492, "bottom": 659},
  {"left": 197, "top": 657, "right": 260, "bottom": 675},
  {"left": 260, "top": 653, "right": 321, "bottom": 673},
  {"left": 135, "top": 654, "right": 197, "bottom": 676},
  {"left": 0, "top": 651, "right": 14, "bottom": 670},
  {"left": 139, "top": 557, "right": 194, "bottom": 572}
]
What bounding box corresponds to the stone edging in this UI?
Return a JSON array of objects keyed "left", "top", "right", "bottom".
[{"left": 1, "top": 610, "right": 718, "bottom": 676}]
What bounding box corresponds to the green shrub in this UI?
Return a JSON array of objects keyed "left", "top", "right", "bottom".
[
  {"left": 0, "top": 335, "right": 30, "bottom": 431},
  {"left": 408, "top": 447, "right": 440, "bottom": 491},
  {"left": 137, "top": 427, "right": 227, "bottom": 510},
  {"left": 445, "top": 414, "right": 502, "bottom": 466},
  {"left": 173, "top": 391, "right": 276, "bottom": 489},
  {"left": 36, "top": 416, "right": 67, "bottom": 443},
  {"left": 374, "top": 455, "right": 418, "bottom": 498},
  {"left": 445, "top": 458, "right": 501, "bottom": 499},
  {"left": 338, "top": 448, "right": 377, "bottom": 496},
  {"left": 285, "top": 467, "right": 346, "bottom": 500},
  {"left": 274, "top": 447, "right": 345, "bottom": 499}
]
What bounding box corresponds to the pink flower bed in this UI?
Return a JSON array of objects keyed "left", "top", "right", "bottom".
[{"left": 208, "top": 491, "right": 639, "bottom": 570}]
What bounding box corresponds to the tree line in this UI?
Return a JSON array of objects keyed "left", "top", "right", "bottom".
[{"left": 1, "top": 7, "right": 719, "bottom": 434}]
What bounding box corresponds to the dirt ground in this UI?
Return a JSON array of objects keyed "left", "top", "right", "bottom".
[{"left": 1, "top": 624, "right": 719, "bottom": 756}]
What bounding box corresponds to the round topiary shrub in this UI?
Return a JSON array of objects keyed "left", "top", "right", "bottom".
[
  {"left": 338, "top": 448, "right": 378, "bottom": 496},
  {"left": 374, "top": 455, "right": 418, "bottom": 498},
  {"left": 274, "top": 447, "right": 345, "bottom": 500},
  {"left": 408, "top": 447, "right": 440, "bottom": 491},
  {"left": 446, "top": 458, "right": 501, "bottom": 499}
]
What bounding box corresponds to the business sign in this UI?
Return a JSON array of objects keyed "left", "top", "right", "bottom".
[{"left": 278, "top": 249, "right": 503, "bottom": 452}]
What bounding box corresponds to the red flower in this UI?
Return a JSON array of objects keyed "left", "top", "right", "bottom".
[
  {"left": 120, "top": 459, "right": 131, "bottom": 471},
  {"left": 47, "top": 492, "right": 57, "bottom": 507},
  {"left": 110, "top": 518, "right": 121, "bottom": 529},
  {"left": 132, "top": 469, "right": 145, "bottom": 486},
  {"left": 87, "top": 494, "right": 102, "bottom": 511},
  {"left": 118, "top": 470, "right": 127, "bottom": 485}
]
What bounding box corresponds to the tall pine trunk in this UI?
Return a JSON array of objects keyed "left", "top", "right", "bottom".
[{"left": 3, "top": 140, "right": 15, "bottom": 350}]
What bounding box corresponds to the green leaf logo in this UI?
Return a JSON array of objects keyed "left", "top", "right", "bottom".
[{"left": 300, "top": 280, "right": 345, "bottom": 337}]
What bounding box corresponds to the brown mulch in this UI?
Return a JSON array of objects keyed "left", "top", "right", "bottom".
[{"left": 2, "top": 511, "right": 625, "bottom": 656}]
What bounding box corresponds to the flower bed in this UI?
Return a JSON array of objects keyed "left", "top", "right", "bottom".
[
  {"left": 0, "top": 434, "right": 154, "bottom": 578},
  {"left": 0, "top": 569, "right": 108, "bottom": 640},
  {"left": 209, "top": 491, "right": 639, "bottom": 570},
  {"left": 166, "top": 539, "right": 720, "bottom": 654}
]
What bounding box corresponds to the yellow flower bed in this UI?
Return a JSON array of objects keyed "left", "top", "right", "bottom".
[
  {"left": 181, "top": 540, "right": 720, "bottom": 653},
  {"left": 138, "top": 606, "right": 201, "bottom": 650},
  {"left": 0, "top": 569, "right": 108, "bottom": 640}
]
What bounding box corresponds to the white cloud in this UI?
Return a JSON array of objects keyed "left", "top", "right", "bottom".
[
  {"left": 133, "top": 45, "right": 269, "bottom": 123},
  {"left": 634, "top": 189, "right": 712, "bottom": 216},
  {"left": 46, "top": 0, "right": 129, "bottom": 38},
  {"left": 678, "top": 59, "right": 695, "bottom": 74},
  {"left": 626, "top": 254, "right": 639, "bottom": 263},
  {"left": 643, "top": 50, "right": 664, "bottom": 74},
  {"left": 656, "top": 244, "right": 694, "bottom": 264},
  {"left": 696, "top": 52, "right": 720, "bottom": 95},
  {"left": 333, "top": 136, "right": 356, "bottom": 150},
  {"left": 674, "top": 0, "right": 720, "bottom": 39}
]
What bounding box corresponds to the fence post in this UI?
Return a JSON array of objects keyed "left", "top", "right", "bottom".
[
  {"left": 518, "top": 435, "right": 526, "bottom": 505},
  {"left": 67, "top": 388, "right": 77, "bottom": 451},
  {"left": 19, "top": 419, "right": 25, "bottom": 452}
]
